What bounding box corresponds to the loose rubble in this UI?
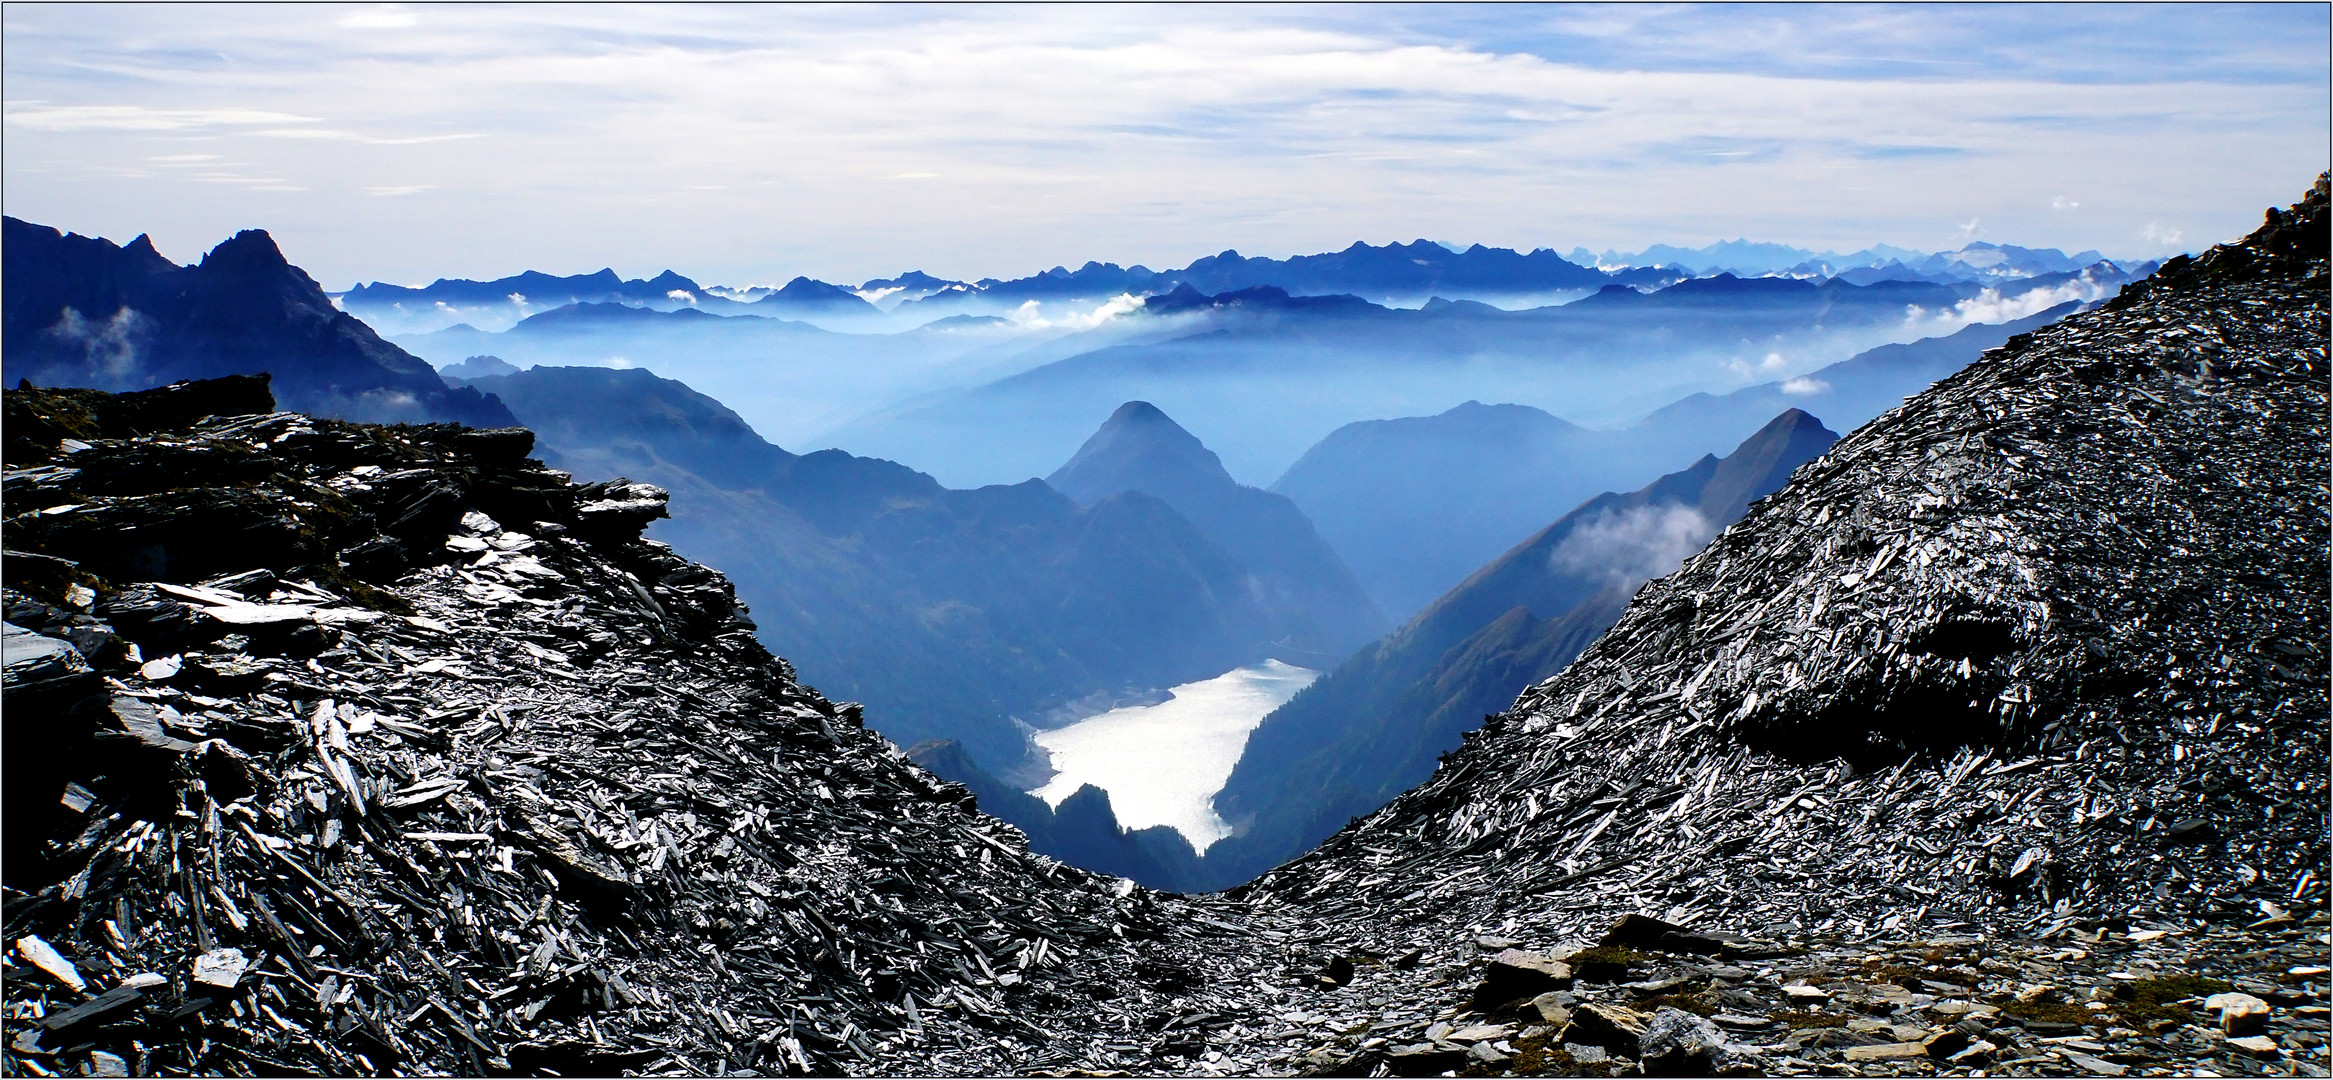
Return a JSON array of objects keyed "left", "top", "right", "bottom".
[
  {"left": 0, "top": 377, "right": 1290, "bottom": 1076},
  {"left": 4, "top": 176, "right": 2326, "bottom": 1078},
  {"left": 1224, "top": 178, "right": 2331, "bottom": 1075}
]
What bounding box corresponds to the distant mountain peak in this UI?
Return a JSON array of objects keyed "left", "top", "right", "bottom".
[
  {"left": 1048, "top": 400, "right": 1230, "bottom": 504},
  {"left": 199, "top": 228, "right": 293, "bottom": 273},
  {"left": 1107, "top": 399, "right": 1172, "bottom": 424}
]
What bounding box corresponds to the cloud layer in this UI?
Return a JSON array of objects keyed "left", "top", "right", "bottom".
[{"left": 4, "top": 5, "right": 2324, "bottom": 286}]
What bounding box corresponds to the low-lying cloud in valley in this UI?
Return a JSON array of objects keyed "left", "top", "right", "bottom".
[
  {"left": 42, "top": 305, "right": 150, "bottom": 381},
  {"left": 1549, "top": 503, "right": 1714, "bottom": 590}
]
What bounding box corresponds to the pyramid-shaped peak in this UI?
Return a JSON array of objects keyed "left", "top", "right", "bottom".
[
  {"left": 1106, "top": 400, "right": 1173, "bottom": 425},
  {"left": 1046, "top": 401, "right": 1232, "bottom": 505}
]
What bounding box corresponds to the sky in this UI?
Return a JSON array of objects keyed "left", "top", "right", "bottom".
[{"left": 5, "top": 3, "right": 2326, "bottom": 289}]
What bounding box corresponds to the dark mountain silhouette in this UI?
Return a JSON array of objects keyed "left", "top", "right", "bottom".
[
  {"left": 1, "top": 216, "right": 514, "bottom": 427},
  {"left": 459, "top": 366, "right": 1302, "bottom": 783},
  {"left": 903, "top": 739, "right": 1204, "bottom": 889},
  {"left": 749, "top": 276, "right": 884, "bottom": 321},
  {"left": 437, "top": 354, "right": 519, "bottom": 380},
  {"left": 1048, "top": 402, "right": 1387, "bottom": 663},
  {"left": 858, "top": 269, "right": 964, "bottom": 303},
  {"left": 1173, "top": 239, "right": 1613, "bottom": 298},
  {"left": 341, "top": 266, "right": 706, "bottom": 309},
  {"left": 504, "top": 301, "right": 744, "bottom": 330},
  {"left": 1199, "top": 409, "right": 1839, "bottom": 890},
  {"left": 892, "top": 241, "right": 1633, "bottom": 317},
  {"left": 1138, "top": 284, "right": 1387, "bottom": 318}
]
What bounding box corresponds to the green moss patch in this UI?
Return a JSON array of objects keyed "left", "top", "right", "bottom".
[
  {"left": 2001, "top": 999, "right": 2099, "bottom": 1026},
  {"left": 1500, "top": 1029, "right": 1580, "bottom": 1076}
]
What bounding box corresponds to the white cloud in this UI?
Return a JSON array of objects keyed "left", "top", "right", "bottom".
[
  {"left": 1902, "top": 273, "right": 2118, "bottom": 335},
  {"left": 1005, "top": 293, "right": 1145, "bottom": 330},
  {"left": 2142, "top": 221, "right": 2185, "bottom": 247},
  {"left": 42, "top": 305, "right": 150, "bottom": 380},
  {"left": 338, "top": 5, "right": 418, "bottom": 30},
  {"left": 251, "top": 128, "right": 484, "bottom": 145},
  {"left": 666, "top": 289, "right": 697, "bottom": 304},
  {"left": 1, "top": 6, "right": 2320, "bottom": 284},
  {"left": 1550, "top": 503, "right": 1715, "bottom": 589},
  {"left": 2051, "top": 195, "right": 2079, "bottom": 211},
  {"left": 1781, "top": 376, "right": 1830, "bottom": 395},
  {"left": 5, "top": 104, "right": 320, "bottom": 132}
]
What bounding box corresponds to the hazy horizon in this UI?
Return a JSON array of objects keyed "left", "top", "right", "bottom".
[{"left": 6, "top": 4, "right": 2325, "bottom": 289}]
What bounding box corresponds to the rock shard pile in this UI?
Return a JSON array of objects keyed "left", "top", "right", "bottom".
[
  {"left": 4, "top": 175, "right": 2327, "bottom": 1079},
  {"left": 1248, "top": 175, "right": 2328, "bottom": 939},
  {"left": 0, "top": 376, "right": 1282, "bottom": 1077},
  {"left": 1218, "top": 177, "right": 2330, "bottom": 1074}
]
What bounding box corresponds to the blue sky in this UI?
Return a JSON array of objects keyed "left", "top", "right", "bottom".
[{"left": 5, "top": 3, "right": 2325, "bottom": 287}]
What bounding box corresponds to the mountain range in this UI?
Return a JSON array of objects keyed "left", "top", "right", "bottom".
[
  {"left": 337, "top": 235, "right": 2140, "bottom": 339},
  {"left": 1272, "top": 300, "right": 2085, "bottom": 619},
  {"left": 821, "top": 264, "right": 2122, "bottom": 493},
  {"left": 2, "top": 217, "right": 512, "bottom": 428},
  {"left": 1046, "top": 401, "right": 1386, "bottom": 664},
  {"left": 1573, "top": 237, "right": 2131, "bottom": 282}
]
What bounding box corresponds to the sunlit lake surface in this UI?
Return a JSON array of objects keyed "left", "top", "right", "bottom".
[{"left": 1029, "top": 660, "right": 1318, "bottom": 853}]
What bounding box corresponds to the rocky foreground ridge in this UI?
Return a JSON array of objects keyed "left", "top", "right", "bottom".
[
  {"left": 2, "top": 178, "right": 2327, "bottom": 1080},
  {"left": 1216, "top": 179, "right": 2330, "bottom": 1075},
  {"left": 0, "top": 377, "right": 1290, "bottom": 1076}
]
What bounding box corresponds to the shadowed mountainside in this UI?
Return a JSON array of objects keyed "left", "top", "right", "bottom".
[
  {"left": 455, "top": 367, "right": 1367, "bottom": 790},
  {"left": 3, "top": 217, "right": 514, "bottom": 428},
  {"left": 1047, "top": 401, "right": 1386, "bottom": 665},
  {"left": 1200, "top": 409, "right": 1839, "bottom": 891}
]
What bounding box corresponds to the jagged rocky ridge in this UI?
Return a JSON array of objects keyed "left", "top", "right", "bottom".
[
  {"left": 0, "top": 378, "right": 1289, "bottom": 1076},
  {"left": 2, "top": 217, "right": 514, "bottom": 430}
]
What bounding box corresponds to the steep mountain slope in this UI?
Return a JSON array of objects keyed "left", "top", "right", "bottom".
[
  {"left": 0, "top": 377, "right": 1288, "bottom": 1077},
  {"left": 453, "top": 366, "right": 1293, "bottom": 780},
  {"left": 1273, "top": 306, "right": 2088, "bottom": 619},
  {"left": 1272, "top": 402, "right": 1618, "bottom": 619},
  {"left": 1250, "top": 179, "right": 2328, "bottom": 956},
  {"left": 1203, "top": 410, "right": 1837, "bottom": 891},
  {"left": 1047, "top": 402, "right": 1387, "bottom": 663},
  {"left": 2, "top": 217, "right": 513, "bottom": 429}
]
